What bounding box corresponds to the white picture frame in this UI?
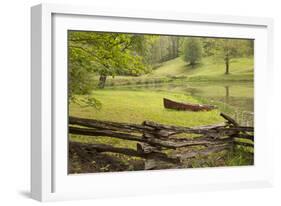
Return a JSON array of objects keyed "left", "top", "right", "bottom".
[{"left": 31, "top": 3, "right": 274, "bottom": 202}]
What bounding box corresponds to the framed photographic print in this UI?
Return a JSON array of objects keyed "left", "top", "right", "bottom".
[{"left": 31, "top": 3, "right": 274, "bottom": 201}]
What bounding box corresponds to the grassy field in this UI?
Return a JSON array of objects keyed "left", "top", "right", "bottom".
[
  {"left": 150, "top": 57, "right": 253, "bottom": 79},
  {"left": 70, "top": 89, "right": 223, "bottom": 126},
  {"left": 104, "top": 57, "right": 254, "bottom": 86}
]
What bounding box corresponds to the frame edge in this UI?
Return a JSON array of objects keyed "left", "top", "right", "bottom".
[{"left": 31, "top": 4, "right": 43, "bottom": 201}]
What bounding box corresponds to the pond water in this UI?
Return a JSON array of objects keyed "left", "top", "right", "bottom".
[{"left": 111, "top": 81, "right": 254, "bottom": 126}]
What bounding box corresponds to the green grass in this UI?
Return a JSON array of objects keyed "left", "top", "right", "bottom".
[
  {"left": 149, "top": 56, "right": 253, "bottom": 81},
  {"left": 70, "top": 89, "right": 223, "bottom": 127},
  {"left": 104, "top": 56, "right": 253, "bottom": 86},
  {"left": 150, "top": 57, "right": 189, "bottom": 77}
]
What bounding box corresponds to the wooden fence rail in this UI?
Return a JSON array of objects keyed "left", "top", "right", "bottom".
[{"left": 69, "top": 113, "right": 254, "bottom": 169}]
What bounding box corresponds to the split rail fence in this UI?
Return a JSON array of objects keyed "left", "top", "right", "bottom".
[{"left": 69, "top": 113, "right": 254, "bottom": 169}]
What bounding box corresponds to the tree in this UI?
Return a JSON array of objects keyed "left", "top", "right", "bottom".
[
  {"left": 170, "top": 36, "right": 179, "bottom": 59},
  {"left": 69, "top": 31, "right": 150, "bottom": 90},
  {"left": 201, "top": 38, "right": 217, "bottom": 57},
  {"left": 146, "top": 35, "right": 181, "bottom": 67},
  {"left": 149, "top": 36, "right": 170, "bottom": 64},
  {"left": 182, "top": 38, "right": 203, "bottom": 66},
  {"left": 214, "top": 39, "right": 252, "bottom": 75}
]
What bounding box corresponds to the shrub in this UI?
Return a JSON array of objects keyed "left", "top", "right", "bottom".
[{"left": 182, "top": 38, "right": 203, "bottom": 66}]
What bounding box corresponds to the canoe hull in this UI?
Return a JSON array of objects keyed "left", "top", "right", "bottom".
[{"left": 163, "top": 98, "right": 216, "bottom": 112}]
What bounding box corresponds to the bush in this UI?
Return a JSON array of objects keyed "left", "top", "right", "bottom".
[{"left": 182, "top": 38, "right": 203, "bottom": 66}]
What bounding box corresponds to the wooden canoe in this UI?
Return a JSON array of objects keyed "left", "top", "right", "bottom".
[{"left": 163, "top": 98, "right": 216, "bottom": 112}]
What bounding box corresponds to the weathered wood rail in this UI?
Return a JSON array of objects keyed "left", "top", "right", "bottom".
[{"left": 69, "top": 113, "right": 254, "bottom": 170}]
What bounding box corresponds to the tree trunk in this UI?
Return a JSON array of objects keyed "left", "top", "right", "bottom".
[
  {"left": 225, "top": 55, "right": 229, "bottom": 75},
  {"left": 171, "top": 37, "right": 178, "bottom": 58},
  {"left": 98, "top": 75, "right": 107, "bottom": 88},
  {"left": 225, "top": 86, "right": 230, "bottom": 104}
]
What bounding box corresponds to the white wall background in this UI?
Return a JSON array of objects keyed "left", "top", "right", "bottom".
[{"left": 0, "top": 0, "right": 280, "bottom": 205}]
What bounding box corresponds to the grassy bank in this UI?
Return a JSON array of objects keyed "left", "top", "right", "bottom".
[
  {"left": 150, "top": 57, "right": 253, "bottom": 79},
  {"left": 104, "top": 57, "right": 253, "bottom": 87}
]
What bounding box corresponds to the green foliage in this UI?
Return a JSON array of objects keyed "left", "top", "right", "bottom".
[
  {"left": 225, "top": 146, "right": 253, "bottom": 166},
  {"left": 68, "top": 31, "right": 152, "bottom": 94},
  {"left": 147, "top": 36, "right": 180, "bottom": 65},
  {"left": 182, "top": 38, "right": 203, "bottom": 66},
  {"left": 214, "top": 39, "right": 244, "bottom": 58},
  {"left": 201, "top": 38, "right": 217, "bottom": 57},
  {"left": 211, "top": 38, "right": 253, "bottom": 74}
]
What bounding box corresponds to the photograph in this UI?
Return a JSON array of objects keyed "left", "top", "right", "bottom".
[{"left": 67, "top": 30, "right": 254, "bottom": 174}]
